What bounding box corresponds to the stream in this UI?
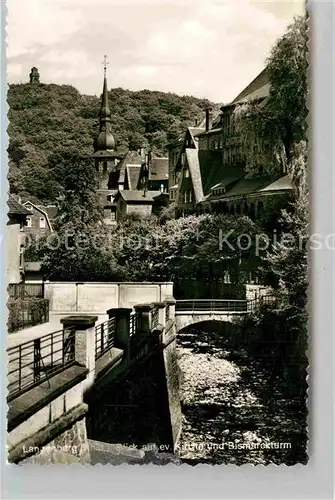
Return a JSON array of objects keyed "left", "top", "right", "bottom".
[{"left": 177, "top": 322, "right": 307, "bottom": 465}]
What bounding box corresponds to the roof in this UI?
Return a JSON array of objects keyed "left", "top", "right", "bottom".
[
  {"left": 185, "top": 149, "right": 204, "bottom": 203},
  {"left": 149, "top": 157, "right": 168, "bottom": 181},
  {"left": 209, "top": 173, "right": 243, "bottom": 192},
  {"left": 188, "top": 127, "right": 205, "bottom": 140},
  {"left": 118, "top": 150, "right": 143, "bottom": 184},
  {"left": 232, "top": 68, "right": 270, "bottom": 104},
  {"left": 44, "top": 205, "right": 58, "bottom": 220},
  {"left": 126, "top": 165, "right": 141, "bottom": 190},
  {"left": 91, "top": 149, "right": 122, "bottom": 159},
  {"left": 216, "top": 177, "right": 270, "bottom": 199},
  {"left": 116, "top": 190, "right": 161, "bottom": 203},
  {"left": 196, "top": 127, "right": 223, "bottom": 138},
  {"left": 258, "top": 175, "right": 293, "bottom": 193},
  {"left": 8, "top": 195, "right": 31, "bottom": 216},
  {"left": 197, "top": 151, "right": 244, "bottom": 196}
]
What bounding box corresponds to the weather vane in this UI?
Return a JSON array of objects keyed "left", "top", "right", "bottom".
[{"left": 102, "top": 55, "right": 109, "bottom": 76}]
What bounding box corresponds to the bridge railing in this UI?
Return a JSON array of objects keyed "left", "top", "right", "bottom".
[
  {"left": 7, "top": 326, "right": 76, "bottom": 402},
  {"left": 247, "top": 295, "right": 276, "bottom": 313},
  {"left": 175, "top": 299, "right": 248, "bottom": 313},
  {"left": 95, "top": 317, "right": 116, "bottom": 360}
]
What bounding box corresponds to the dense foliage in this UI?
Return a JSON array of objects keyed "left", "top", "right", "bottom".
[
  {"left": 33, "top": 211, "right": 265, "bottom": 283},
  {"left": 7, "top": 297, "right": 49, "bottom": 333},
  {"left": 8, "top": 83, "right": 215, "bottom": 203}
]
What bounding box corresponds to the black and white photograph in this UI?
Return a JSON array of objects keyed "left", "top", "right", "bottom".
[{"left": 5, "top": 0, "right": 309, "bottom": 467}]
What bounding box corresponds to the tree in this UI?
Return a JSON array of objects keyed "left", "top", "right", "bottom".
[
  {"left": 36, "top": 152, "right": 114, "bottom": 281},
  {"left": 234, "top": 15, "right": 308, "bottom": 177},
  {"left": 7, "top": 82, "right": 215, "bottom": 202}
]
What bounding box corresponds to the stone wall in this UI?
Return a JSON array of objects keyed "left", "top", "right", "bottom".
[
  {"left": 21, "top": 417, "right": 91, "bottom": 464},
  {"left": 245, "top": 284, "right": 272, "bottom": 302},
  {"left": 162, "top": 337, "right": 182, "bottom": 450}
]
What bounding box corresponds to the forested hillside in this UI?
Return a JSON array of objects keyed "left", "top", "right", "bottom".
[{"left": 7, "top": 83, "right": 215, "bottom": 203}]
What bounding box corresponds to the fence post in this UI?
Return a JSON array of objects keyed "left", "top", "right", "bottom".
[
  {"left": 61, "top": 315, "right": 98, "bottom": 391},
  {"left": 133, "top": 304, "right": 151, "bottom": 334},
  {"left": 151, "top": 302, "right": 166, "bottom": 327},
  {"left": 33, "top": 338, "right": 41, "bottom": 383},
  {"left": 164, "top": 297, "right": 176, "bottom": 320},
  {"left": 107, "top": 307, "right": 132, "bottom": 351}
]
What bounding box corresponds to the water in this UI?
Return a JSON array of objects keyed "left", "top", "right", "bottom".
[{"left": 177, "top": 322, "right": 307, "bottom": 465}]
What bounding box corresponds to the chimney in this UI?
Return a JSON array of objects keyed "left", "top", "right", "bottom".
[{"left": 205, "top": 107, "right": 213, "bottom": 132}]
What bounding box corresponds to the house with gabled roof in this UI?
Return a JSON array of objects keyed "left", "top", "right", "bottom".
[
  {"left": 172, "top": 68, "right": 293, "bottom": 219},
  {"left": 22, "top": 201, "right": 54, "bottom": 236}
]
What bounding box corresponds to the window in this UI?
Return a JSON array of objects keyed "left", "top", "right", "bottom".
[
  {"left": 110, "top": 209, "right": 116, "bottom": 221},
  {"left": 219, "top": 138, "right": 223, "bottom": 149},
  {"left": 26, "top": 204, "right": 33, "bottom": 211},
  {"left": 26, "top": 216, "right": 32, "bottom": 228},
  {"left": 184, "top": 168, "right": 190, "bottom": 178},
  {"left": 189, "top": 190, "right": 193, "bottom": 203},
  {"left": 181, "top": 153, "right": 185, "bottom": 166},
  {"left": 39, "top": 217, "right": 46, "bottom": 228},
  {"left": 214, "top": 140, "right": 218, "bottom": 150}
]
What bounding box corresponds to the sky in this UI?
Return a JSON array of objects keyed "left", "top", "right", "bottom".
[{"left": 6, "top": 0, "right": 305, "bottom": 103}]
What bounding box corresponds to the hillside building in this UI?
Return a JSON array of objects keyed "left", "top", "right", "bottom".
[{"left": 170, "top": 68, "right": 293, "bottom": 218}]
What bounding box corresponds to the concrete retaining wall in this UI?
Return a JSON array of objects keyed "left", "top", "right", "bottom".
[{"left": 44, "top": 281, "right": 174, "bottom": 315}]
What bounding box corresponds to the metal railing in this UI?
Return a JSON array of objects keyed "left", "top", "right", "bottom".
[
  {"left": 129, "top": 311, "right": 137, "bottom": 337},
  {"left": 7, "top": 326, "right": 76, "bottom": 402},
  {"left": 247, "top": 295, "right": 276, "bottom": 313},
  {"left": 150, "top": 305, "right": 159, "bottom": 330},
  {"left": 95, "top": 317, "right": 116, "bottom": 360},
  {"left": 175, "top": 299, "right": 248, "bottom": 313}
]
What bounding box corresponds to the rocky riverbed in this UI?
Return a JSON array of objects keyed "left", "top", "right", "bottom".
[{"left": 177, "top": 322, "right": 307, "bottom": 465}]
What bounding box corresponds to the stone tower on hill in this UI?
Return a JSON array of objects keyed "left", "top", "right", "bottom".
[{"left": 29, "top": 67, "right": 40, "bottom": 84}]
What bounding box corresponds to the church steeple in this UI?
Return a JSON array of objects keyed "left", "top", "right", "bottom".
[{"left": 94, "top": 55, "right": 116, "bottom": 152}]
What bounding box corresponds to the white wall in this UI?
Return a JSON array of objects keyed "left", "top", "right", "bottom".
[{"left": 44, "top": 282, "right": 174, "bottom": 315}]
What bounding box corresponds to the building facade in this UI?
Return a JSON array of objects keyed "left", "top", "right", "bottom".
[
  {"left": 7, "top": 196, "right": 31, "bottom": 284},
  {"left": 171, "top": 68, "right": 293, "bottom": 219}
]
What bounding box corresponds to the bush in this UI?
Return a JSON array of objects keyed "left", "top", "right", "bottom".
[{"left": 7, "top": 297, "right": 49, "bottom": 333}]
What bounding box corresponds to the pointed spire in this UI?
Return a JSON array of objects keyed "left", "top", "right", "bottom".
[
  {"left": 99, "top": 55, "right": 111, "bottom": 123},
  {"left": 94, "top": 55, "right": 116, "bottom": 152}
]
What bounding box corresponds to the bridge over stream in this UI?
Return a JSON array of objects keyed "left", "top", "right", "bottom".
[{"left": 6, "top": 283, "right": 273, "bottom": 464}]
